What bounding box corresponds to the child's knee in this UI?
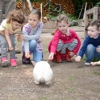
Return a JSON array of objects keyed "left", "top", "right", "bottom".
[
  {"left": 29, "top": 40, "right": 37, "bottom": 48},
  {"left": 87, "top": 44, "right": 95, "bottom": 51},
  {"left": 30, "top": 40, "right": 37, "bottom": 45}
]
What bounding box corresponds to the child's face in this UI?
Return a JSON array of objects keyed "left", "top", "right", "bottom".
[
  {"left": 28, "top": 14, "right": 40, "bottom": 28},
  {"left": 57, "top": 20, "right": 68, "bottom": 34},
  {"left": 11, "top": 21, "right": 22, "bottom": 31},
  {"left": 87, "top": 25, "right": 99, "bottom": 38}
]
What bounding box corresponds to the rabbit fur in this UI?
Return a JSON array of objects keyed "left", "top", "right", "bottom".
[{"left": 33, "top": 61, "right": 53, "bottom": 85}]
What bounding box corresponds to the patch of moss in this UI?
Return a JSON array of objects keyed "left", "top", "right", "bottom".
[{"left": 94, "top": 71, "right": 100, "bottom": 76}]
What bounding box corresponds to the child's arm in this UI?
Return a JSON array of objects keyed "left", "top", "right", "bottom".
[
  {"left": 70, "top": 30, "right": 81, "bottom": 55},
  {"left": 24, "top": 41, "right": 30, "bottom": 54},
  {"left": 48, "top": 52, "right": 54, "bottom": 61},
  {"left": 91, "top": 61, "right": 100, "bottom": 66},
  {"left": 17, "top": 25, "right": 43, "bottom": 41},
  {"left": 4, "top": 28, "right": 13, "bottom": 50},
  {"left": 23, "top": 28, "right": 42, "bottom": 41}
]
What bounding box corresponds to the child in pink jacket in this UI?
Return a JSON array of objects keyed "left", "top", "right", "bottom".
[{"left": 48, "top": 14, "right": 81, "bottom": 63}]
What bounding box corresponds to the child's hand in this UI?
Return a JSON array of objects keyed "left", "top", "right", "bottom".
[
  {"left": 9, "top": 45, "right": 13, "bottom": 51},
  {"left": 75, "top": 56, "right": 81, "bottom": 62},
  {"left": 69, "top": 52, "right": 74, "bottom": 57},
  {"left": 96, "top": 46, "right": 100, "bottom": 53},
  {"left": 48, "top": 52, "right": 54, "bottom": 61},
  {"left": 91, "top": 62, "right": 97, "bottom": 66},
  {"left": 17, "top": 35, "right": 24, "bottom": 42},
  {"left": 91, "top": 61, "right": 100, "bottom": 66},
  {"left": 25, "top": 52, "right": 31, "bottom": 58}
]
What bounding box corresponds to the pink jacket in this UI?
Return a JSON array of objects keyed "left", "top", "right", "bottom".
[{"left": 48, "top": 29, "right": 81, "bottom": 55}]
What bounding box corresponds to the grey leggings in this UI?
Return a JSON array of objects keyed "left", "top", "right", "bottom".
[
  {"left": 0, "top": 34, "right": 15, "bottom": 59},
  {"left": 57, "top": 39, "right": 78, "bottom": 54}
]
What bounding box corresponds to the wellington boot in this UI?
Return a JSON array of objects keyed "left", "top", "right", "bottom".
[
  {"left": 54, "top": 51, "right": 62, "bottom": 63},
  {"left": 65, "top": 49, "right": 71, "bottom": 62}
]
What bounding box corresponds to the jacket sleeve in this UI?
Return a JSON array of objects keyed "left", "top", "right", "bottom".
[
  {"left": 24, "top": 41, "right": 29, "bottom": 52},
  {"left": 50, "top": 30, "right": 60, "bottom": 54},
  {"left": 72, "top": 31, "right": 81, "bottom": 55},
  {"left": 78, "top": 36, "right": 89, "bottom": 57}
]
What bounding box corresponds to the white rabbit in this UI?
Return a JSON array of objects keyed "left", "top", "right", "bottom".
[{"left": 32, "top": 61, "right": 53, "bottom": 85}]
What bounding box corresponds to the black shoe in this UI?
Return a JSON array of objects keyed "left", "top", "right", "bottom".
[
  {"left": 85, "top": 61, "right": 91, "bottom": 66},
  {"left": 22, "top": 53, "right": 31, "bottom": 64},
  {"left": 15, "top": 49, "right": 21, "bottom": 54}
]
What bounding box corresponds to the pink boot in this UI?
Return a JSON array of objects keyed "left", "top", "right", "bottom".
[{"left": 1, "top": 57, "right": 8, "bottom": 67}]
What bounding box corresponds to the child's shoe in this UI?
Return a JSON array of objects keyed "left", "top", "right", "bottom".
[
  {"left": 54, "top": 51, "right": 62, "bottom": 63},
  {"left": 85, "top": 61, "right": 91, "bottom": 66},
  {"left": 65, "top": 49, "right": 71, "bottom": 62},
  {"left": 10, "top": 58, "right": 17, "bottom": 67},
  {"left": 22, "top": 52, "right": 31, "bottom": 64},
  {"left": 1, "top": 57, "right": 9, "bottom": 67}
]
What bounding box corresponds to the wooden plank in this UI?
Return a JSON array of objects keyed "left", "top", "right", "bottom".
[
  {"left": 93, "top": 7, "right": 98, "bottom": 20},
  {"left": 84, "top": 6, "right": 100, "bottom": 37},
  {"left": 86, "top": 7, "right": 98, "bottom": 15}
]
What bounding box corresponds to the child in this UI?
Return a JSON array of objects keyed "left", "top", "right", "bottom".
[
  {"left": 48, "top": 14, "right": 81, "bottom": 63},
  {"left": 0, "top": 9, "right": 25, "bottom": 67},
  {"left": 75, "top": 20, "right": 100, "bottom": 65},
  {"left": 17, "top": 9, "right": 43, "bottom": 64}
]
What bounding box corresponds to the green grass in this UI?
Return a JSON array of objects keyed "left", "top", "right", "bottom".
[
  {"left": 82, "top": 55, "right": 86, "bottom": 61},
  {"left": 94, "top": 71, "right": 100, "bottom": 76},
  {"left": 67, "top": 88, "right": 75, "bottom": 93},
  {"left": 68, "top": 77, "right": 74, "bottom": 81},
  {"left": 82, "top": 55, "right": 99, "bottom": 62}
]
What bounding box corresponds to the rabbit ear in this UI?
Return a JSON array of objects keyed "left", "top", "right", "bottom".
[{"left": 31, "top": 61, "right": 36, "bottom": 66}]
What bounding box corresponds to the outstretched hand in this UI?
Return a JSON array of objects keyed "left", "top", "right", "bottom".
[
  {"left": 25, "top": 52, "right": 31, "bottom": 58},
  {"left": 75, "top": 56, "right": 81, "bottom": 62},
  {"left": 48, "top": 53, "right": 54, "bottom": 61},
  {"left": 69, "top": 52, "right": 74, "bottom": 57}
]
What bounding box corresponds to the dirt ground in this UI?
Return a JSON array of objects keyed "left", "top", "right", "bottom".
[{"left": 0, "top": 27, "right": 100, "bottom": 100}]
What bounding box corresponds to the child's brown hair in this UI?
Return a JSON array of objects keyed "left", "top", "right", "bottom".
[
  {"left": 89, "top": 20, "right": 100, "bottom": 31},
  {"left": 56, "top": 14, "right": 69, "bottom": 24},
  {"left": 7, "top": 9, "right": 25, "bottom": 24}
]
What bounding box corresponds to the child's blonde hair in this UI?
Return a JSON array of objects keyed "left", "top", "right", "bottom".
[
  {"left": 7, "top": 9, "right": 25, "bottom": 24},
  {"left": 56, "top": 14, "right": 69, "bottom": 24},
  {"left": 89, "top": 20, "right": 100, "bottom": 31},
  {"left": 51, "top": 14, "right": 69, "bottom": 35}
]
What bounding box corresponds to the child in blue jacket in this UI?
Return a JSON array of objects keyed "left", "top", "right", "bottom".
[{"left": 75, "top": 20, "right": 100, "bottom": 65}]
